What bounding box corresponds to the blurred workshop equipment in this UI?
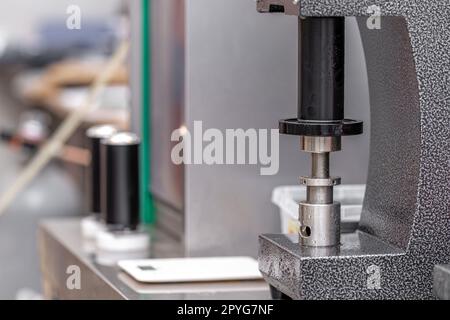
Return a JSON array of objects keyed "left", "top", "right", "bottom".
[
  {"left": 14, "top": 59, "right": 130, "bottom": 130},
  {"left": 0, "top": 41, "right": 129, "bottom": 217}
]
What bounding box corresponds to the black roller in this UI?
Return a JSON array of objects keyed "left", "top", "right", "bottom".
[
  {"left": 280, "top": 118, "right": 363, "bottom": 137},
  {"left": 298, "top": 17, "right": 345, "bottom": 121},
  {"left": 86, "top": 125, "right": 117, "bottom": 216},
  {"left": 101, "top": 132, "right": 140, "bottom": 231},
  {"left": 279, "top": 17, "right": 363, "bottom": 137}
]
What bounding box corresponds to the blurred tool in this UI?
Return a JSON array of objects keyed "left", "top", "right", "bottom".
[
  {"left": 81, "top": 125, "right": 118, "bottom": 241},
  {"left": 101, "top": 132, "right": 140, "bottom": 231},
  {"left": 0, "top": 109, "right": 51, "bottom": 151},
  {"left": 95, "top": 132, "right": 149, "bottom": 266},
  {"left": 0, "top": 41, "right": 129, "bottom": 217},
  {"left": 17, "top": 110, "right": 51, "bottom": 144},
  {"left": 0, "top": 110, "right": 90, "bottom": 166}
]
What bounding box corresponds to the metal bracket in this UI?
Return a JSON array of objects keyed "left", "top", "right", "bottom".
[{"left": 256, "top": 0, "right": 300, "bottom": 16}]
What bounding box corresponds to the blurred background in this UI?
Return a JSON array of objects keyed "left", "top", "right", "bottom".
[
  {"left": 0, "top": 0, "right": 371, "bottom": 300},
  {"left": 0, "top": 0, "right": 127, "bottom": 299}
]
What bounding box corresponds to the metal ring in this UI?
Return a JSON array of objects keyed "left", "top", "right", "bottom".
[
  {"left": 279, "top": 118, "right": 364, "bottom": 137},
  {"left": 300, "top": 136, "right": 341, "bottom": 153},
  {"left": 299, "top": 176, "right": 341, "bottom": 187},
  {"left": 299, "top": 202, "right": 341, "bottom": 247}
]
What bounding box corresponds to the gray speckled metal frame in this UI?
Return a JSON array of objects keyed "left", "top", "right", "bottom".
[
  {"left": 434, "top": 265, "right": 450, "bottom": 300},
  {"left": 257, "top": 0, "right": 450, "bottom": 299}
]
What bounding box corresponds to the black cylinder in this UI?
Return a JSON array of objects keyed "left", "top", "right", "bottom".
[
  {"left": 298, "top": 17, "right": 345, "bottom": 122},
  {"left": 101, "top": 132, "right": 140, "bottom": 231},
  {"left": 86, "top": 125, "right": 117, "bottom": 216}
]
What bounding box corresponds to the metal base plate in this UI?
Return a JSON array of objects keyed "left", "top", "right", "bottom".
[{"left": 259, "top": 233, "right": 439, "bottom": 300}]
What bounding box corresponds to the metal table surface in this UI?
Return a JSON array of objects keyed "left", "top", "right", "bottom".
[{"left": 38, "top": 218, "right": 270, "bottom": 300}]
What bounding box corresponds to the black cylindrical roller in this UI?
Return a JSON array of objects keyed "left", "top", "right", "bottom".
[
  {"left": 86, "top": 125, "right": 117, "bottom": 216},
  {"left": 101, "top": 132, "right": 140, "bottom": 231},
  {"left": 298, "top": 17, "right": 345, "bottom": 122}
]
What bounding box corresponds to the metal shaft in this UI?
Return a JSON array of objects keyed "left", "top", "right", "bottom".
[
  {"left": 312, "top": 153, "right": 329, "bottom": 178},
  {"left": 299, "top": 137, "right": 341, "bottom": 247},
  {"left": 296, "top": 17, "right": 345, "bottom": 247},
  {"left": 308, "top": 153, "right": 333, "bottom": 204}
]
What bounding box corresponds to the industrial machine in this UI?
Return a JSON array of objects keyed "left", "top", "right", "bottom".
[
  {"left": 129, "top": 0, "right": 371, "bottom": 259},
  {"left": 256, "top": 0, "right": 450, "bottom": 299}
]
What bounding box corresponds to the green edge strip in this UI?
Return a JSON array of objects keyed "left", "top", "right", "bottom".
[{"left": 140, "top": 0, "right": 156, "bottom": 224}]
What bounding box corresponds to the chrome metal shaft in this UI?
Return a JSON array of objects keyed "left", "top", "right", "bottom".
[
  {"left": 299, "top": 137, "right": 341, "bottom": 247},
  {"left": 308, "top": 153, "right": 333, "bottom": 204},
  {"left": 312, "top": 153, "right": 329, "bottom": 178}
]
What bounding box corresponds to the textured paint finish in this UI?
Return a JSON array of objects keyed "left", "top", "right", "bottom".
[
  {"left": 434, "top": 265, "right": 450, "bottom": 300},
  {"left": 258, "top": 0, "right": 450, "bottom": 299}
]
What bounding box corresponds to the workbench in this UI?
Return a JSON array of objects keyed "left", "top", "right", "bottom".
[{"left": 38, "top": 219, "right": 270, "bottom": 300}]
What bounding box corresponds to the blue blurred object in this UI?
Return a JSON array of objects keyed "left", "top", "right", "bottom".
[
  {"left": 38, "top": 19, "right": 117, "bottom": 54},
  {"left": 0, "top": 19, "right": 119, "bottom": 67}
]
